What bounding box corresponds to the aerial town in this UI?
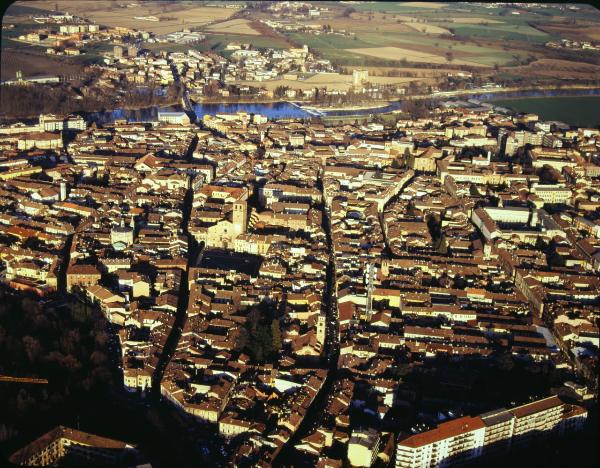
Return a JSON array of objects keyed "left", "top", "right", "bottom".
[{"left": 0, "top": 1, "right": 599, "bottom": 468}]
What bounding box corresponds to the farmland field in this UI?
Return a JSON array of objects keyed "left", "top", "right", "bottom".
[
  {"left": 340, "top": 66, "right": 453, "bottom": 79},
  {"left": 197, "top": 34, "right": 291, "bottom": 56},
  {"left": 347, "top": 46, "right": 489, "bottom": 67},
  {"left": 204, "top": 19, "right": 261, "bottom": 36},
  {"left": 281, "top": 4, "right": 544, "bottom": 69},
  {"left": 442, "top": 22, "right": 551, "bottom": 43},
  {"left": 25, "top": 1, "right": 236, "bottom": 34},
  {"left": 450, "top": 17, "right": 505, "bottom": 24},
  {"left": 286, "top": 31, "right": 515, "bottom": 68},
  {"left": 505, "top": 59, "right": 600, "bottom": 81},
  {"left": 352, "top": 3, "right": 450, "bottom": 13},
  {"left": 536, "top": 23, "right": 600, "bottom": 42},
  {"left": 3, "top": 1, "right": 600, "bottom": 92},
  {"left": 0, "top": 49, "right": 84, "bottom": 81},
  {"left": 403, "top": 22, "right": 451, "bottom": 35}
]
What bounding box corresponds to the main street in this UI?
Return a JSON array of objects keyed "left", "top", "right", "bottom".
[{"left": 273, "top": 171, "right": 340, "bottom": 466}]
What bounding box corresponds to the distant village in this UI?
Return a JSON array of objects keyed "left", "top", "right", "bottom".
[
  {"left": 2, "top": 10, "right": 444, "bottom": 107},
  {"left": 0, "top": 88, "right": 598, "bottom": 465}
]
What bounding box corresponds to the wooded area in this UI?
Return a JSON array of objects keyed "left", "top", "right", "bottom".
[{"left": 0, "top": 287, "right": 114, "bottom": 452}]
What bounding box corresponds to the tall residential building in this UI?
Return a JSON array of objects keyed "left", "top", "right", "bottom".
[
  {"left": 395, "top": 396, "right": 587, "bottom": 468},
  {"left": 9, "top": 426, "right": 140, "bottom": 466},
  {"left": 114, "top": 45, "right": 123, "bottom": 59},
  {"left": 352, "top": 69, "right": 369, "bottom": 87},
  {"left": 39, "top": 113, "right": 86, "bottom": 131},
  {"left": 501, "top": 130, "right": 544, "bottom": 156},
  {"left": 348, "top": 428, "right": 381, "bottom": 467}
]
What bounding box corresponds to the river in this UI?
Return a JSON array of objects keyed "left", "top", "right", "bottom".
[
  {"left": 85, "top": 88, "right": 600, "bottom": 126},
  {"left": 488, "top": 96, "right": 600, "bottom": 128}
]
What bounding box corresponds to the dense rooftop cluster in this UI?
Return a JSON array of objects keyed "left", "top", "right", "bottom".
[{"left": 0, "top": 97, "right": 597, "bottom": 466}]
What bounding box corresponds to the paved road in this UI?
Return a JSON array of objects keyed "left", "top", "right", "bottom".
[{"left": 273, "top": 174, "right": 340, "bottom": 466}]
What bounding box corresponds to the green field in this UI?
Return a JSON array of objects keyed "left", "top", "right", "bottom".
[
  {"left": 285, "top": 32, "right": 373, "bottom": 62},
  {"left": 285, "top": 31, "right": 527, "bottom": 67},
  {"left": 4, "top": 4, "right": 52, "bottom": 16},
  {"left": 197, "top": 34, "right": 290, "bottom": 55},
  {"left": 442, "top": 23, "right": 552, "bottom": 44},
  {"left": 491, "top": 95, "right": 600, "bottom": 128}
]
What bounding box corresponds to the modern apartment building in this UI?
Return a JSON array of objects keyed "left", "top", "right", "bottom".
[
  {"left": 9, "top": 426, "right": 139, "bottom": 467},
  {"left": 395, "top": 396, "right": 587, "bottom": 468}
]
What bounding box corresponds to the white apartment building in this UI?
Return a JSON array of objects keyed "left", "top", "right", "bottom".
[
  {"left": 39, "top": 113, "right": 86, "bottom": 131},
  {"left": 348, "top": 428, "right": 381, "bottom": 467},
  {"left": 395, "top": 396, "right": 587, "bottom": 468}
]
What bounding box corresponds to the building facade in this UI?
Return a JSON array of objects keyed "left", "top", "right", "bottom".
[{"left": 395, "top": 396, "right": 587, "bottom": 468}]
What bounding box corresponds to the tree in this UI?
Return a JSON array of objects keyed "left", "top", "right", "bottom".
[
  {"left": 427, "top": 213, "right": 442, "bottom": 245},
  {"left": 235, "top": 327, "right": 249, "bottom": 351},
  {"left": 535, "top": 237, "right": 549, "bottom": 252},
  {"left": 0, "top": 286, "right": 115, "bottom": 433},
  {"left": 271, "top": 319, "right": 282, "bottom": 352},
  {"left": 539, "top": 165, "right": 559, "bottom": 184},
  {"left": 238, "top": 302, "right": 280, "bottom": 363},
  {"left": 204, "top": 80, "right": 220, "bottom": 98},
  {"left": 22, "top": 336, "right": 43, "bottom": 364},
  {"left": 407, "top": 201, "right": 418, "bottom": 217},
  {"left": 274, "top": 85, "right": 290, "bottom": 99},
  {"left": 437, "top": 236, "right": 449, "bottom": 255}
]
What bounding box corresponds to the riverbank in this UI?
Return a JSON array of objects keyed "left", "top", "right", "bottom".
[
  {"left": 82, "top": 85, "right": 600, "bottom": 126},
  {"left": 192, "top": 97, "right": 285, "bottom": 105},
  {"left": 400, "top": 84, "right": 600, "bottom": 103},
  {"left": 192, "top": 84, "right": 600, "bottom": 108},
  {"left": 302, "top": 101, "right": 391, "bottom": 112},
  {"left": 0, "top": 97, "right": 182, "bottom": 124},
  {"left": 193, "top": 98, "right": 392, "bottom": 113},
  {"left": 490, "top": 95, "right": 600, "bottom": 128}
]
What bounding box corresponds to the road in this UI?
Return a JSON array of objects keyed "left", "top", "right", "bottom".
[
  {"left": 169, "top": 61, "right": 197, "bottom": 123},
  {"left": 150, "top": 187, "right": 197, "bottom": 400},
  {"left": 273, "top": 173, "right": 340, "bottom": 466}
]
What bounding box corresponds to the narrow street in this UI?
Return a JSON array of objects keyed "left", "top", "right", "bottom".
[
  {"left": 150, "top": 184, "right": 196, "bottom": 400},
  {"left": 274, "top": 174, "right": 340, "bottom": 466}
]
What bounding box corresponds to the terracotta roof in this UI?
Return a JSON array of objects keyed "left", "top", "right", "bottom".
[
  {"left": 510, "top": 396, "right": 563, "bottom": 419},
  {"left": 398, "top": 416, "right": 485, "bottom": 448},
  {"left": 9, "top": 426, "right": 132, "bottom": 464}
]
